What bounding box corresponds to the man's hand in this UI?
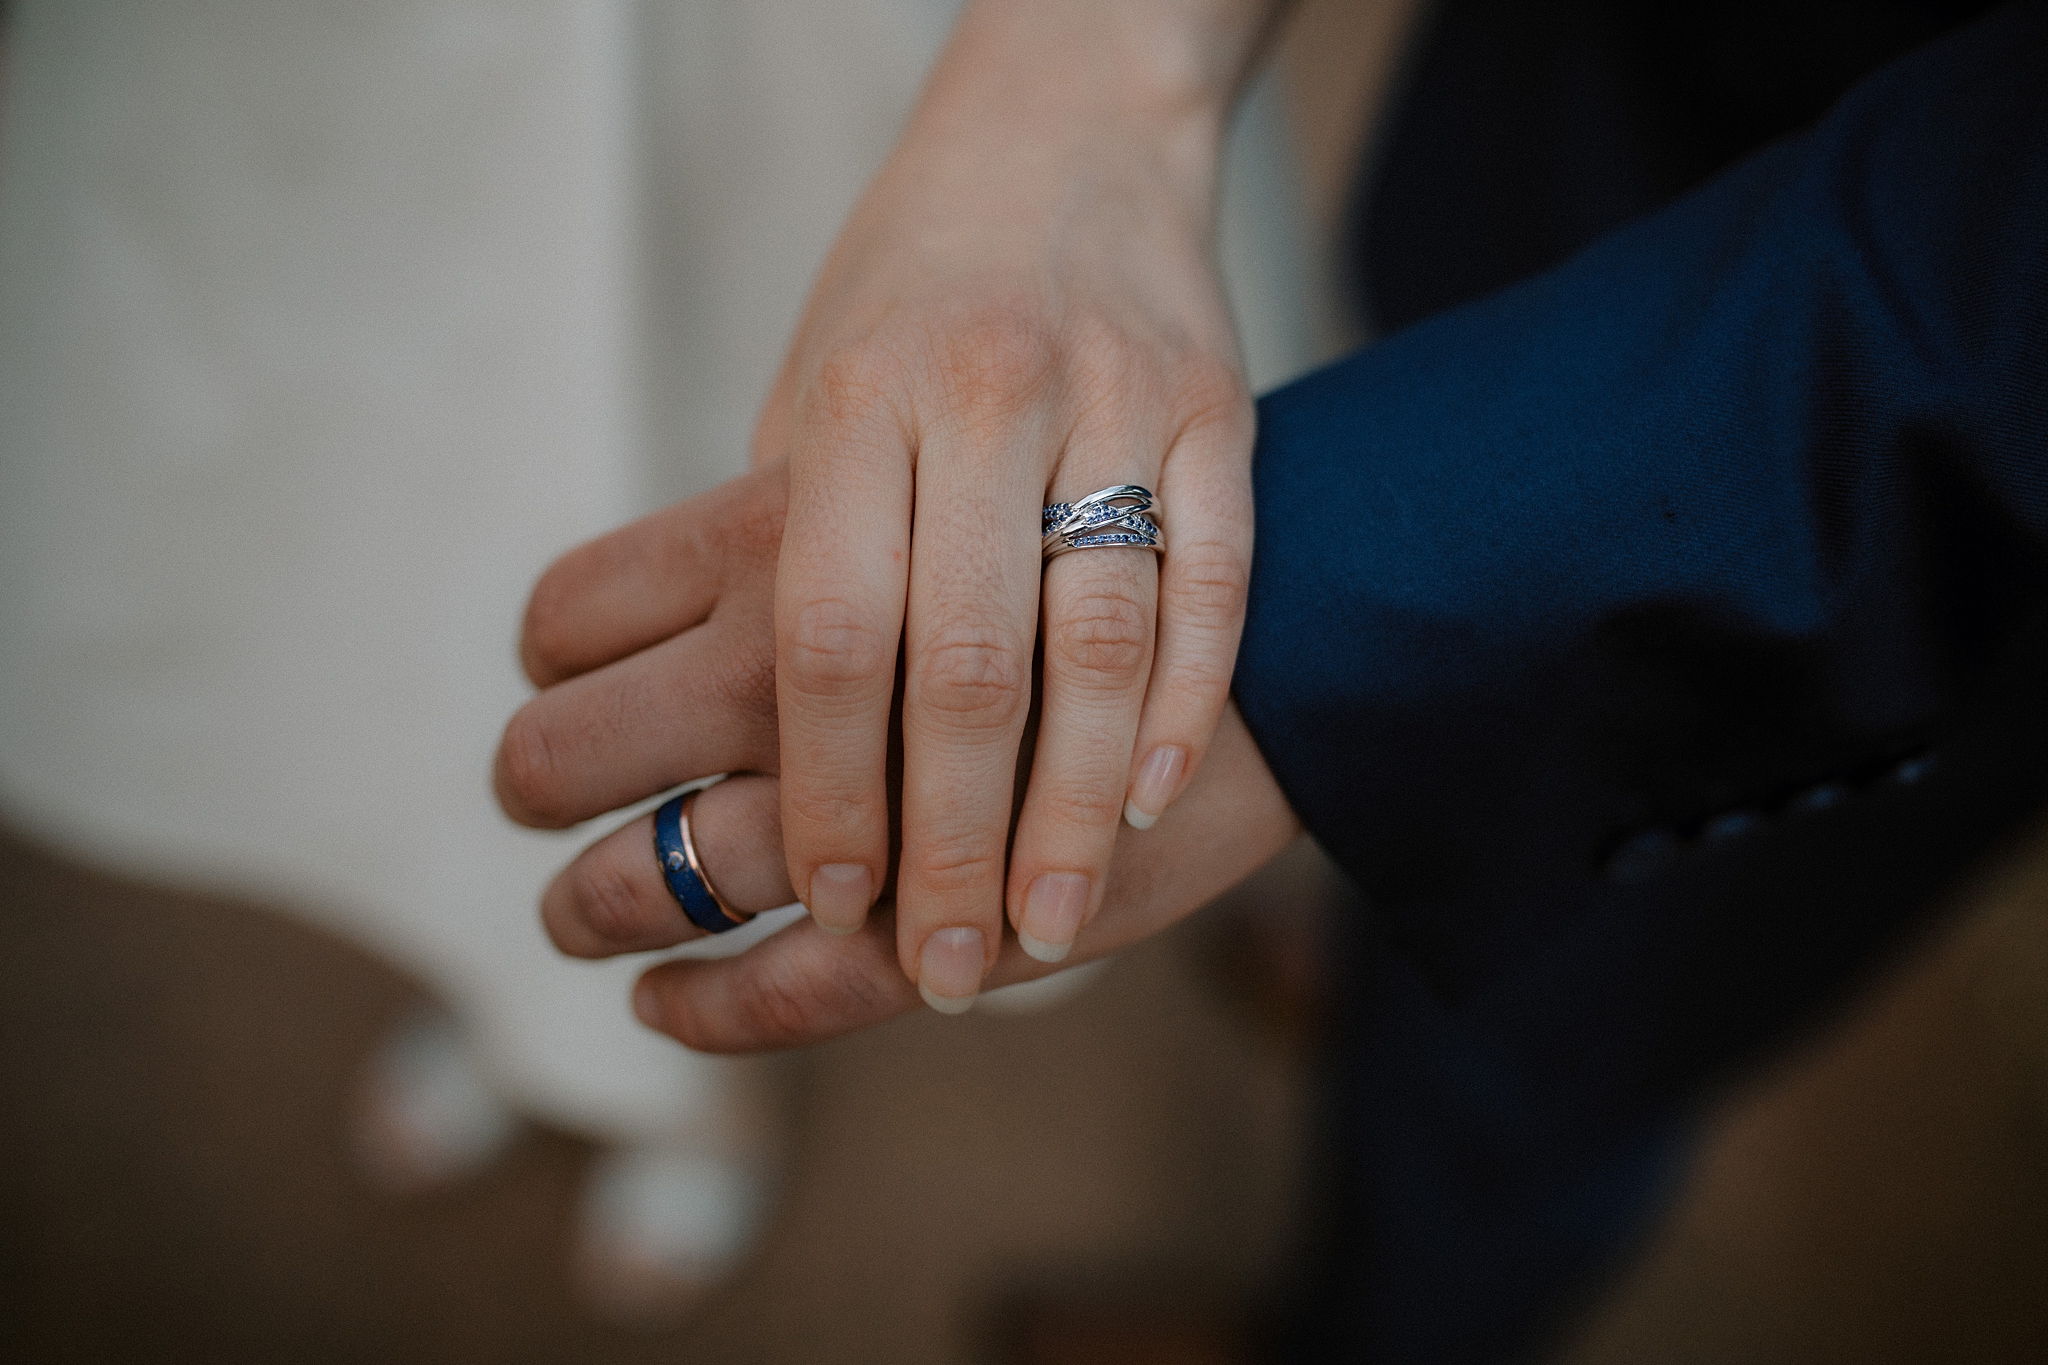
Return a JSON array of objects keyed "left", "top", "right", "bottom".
[{"left": 495, "top": 463, "right": 1299, "bottom": 1051}]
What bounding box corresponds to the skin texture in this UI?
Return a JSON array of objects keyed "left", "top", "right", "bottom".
[
  {"left": 495, "top": 463, "right": 1300, "bottom": 1052},
  {"left": 750, "top": 0, "right": 1288, "bottom": 1008}
]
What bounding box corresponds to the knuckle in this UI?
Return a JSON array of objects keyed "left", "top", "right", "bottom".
[
  {"left": 907, "top": 835, "right": 1006, "bottom": 899},
  {"left": 915, "top": 629, "right": 1027, "bottom": 729},
  {"left": 663, "top": 939, "right": 907, "bottom": 1052},
  {"left": 783, "top": 785, "right": 878, "bottom": 838},
  {"left": 1164, "top": 539, "right": 1249, "bottom": 625},
  {"left": 571, "top": 855, "right": 654, "bottom": 946},
  {"left": 720, "top": 489, "right": 786, "bottom": 571},
  {"left": 715, "top": 951, "right": 890, "bottom": 1049},
  {"left": 1047, "top": 587, "right": 1151, "bottom": 687},
  {"left": 1064, "top": 316, "right": 1141, "bottom": 392},
  {"left": 1033, "top": 773, "right": 1126, "bottom": 831},
  {"left": 1158, "top": 650, "right": 1236, "bottom": 705},
  {"left": 807, "top": 344, "right": 902, "bottom": 432},
  {"left": 929, "top": 304, "right": 1055, "bottom": 421},
  {"left": 494, "top": 710, "right": 573, "bottom": 828},
  {"left": 1172, "top": 353, "right": 1254, "bottom": 431},
  {"left": 737, "top": 960, "right": 839, "bottom": 1043},
  {"left": 782, "top": 597, "right": 890, "bottom": 695},
  {"left": 704, "top": 632, "right": 779, "bottom": 737}
]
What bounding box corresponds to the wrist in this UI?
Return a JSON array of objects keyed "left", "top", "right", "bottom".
[{"left": 910, "top": 0, "right": 1281, "bottom": 202}]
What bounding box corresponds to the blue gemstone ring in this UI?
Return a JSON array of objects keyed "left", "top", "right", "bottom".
[
  {"left": 1043, "top": 484, "right": 1163, "bottom": 562},
  {"left": 653, "top": 791, "right": 751, "bottom": 934}
]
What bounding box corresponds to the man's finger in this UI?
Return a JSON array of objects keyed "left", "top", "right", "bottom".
[
  {"left": 519, "top": 465, "right": 786, "bottom": 688},
  {"left": 495, "top": 613, "right": 778, "bottom": 829},
  {"left": 635, "top": 912, "right": 920, "bottom": 1050},
  {"left": 543, "top": 774, "right": 794, "bottom": 959}
]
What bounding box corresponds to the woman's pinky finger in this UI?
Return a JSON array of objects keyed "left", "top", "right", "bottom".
[
  {"left": 540, "top": 774, "right": 796, "bottom": 960},
  {"left": 1123, "top": 455, "right": 1252, "bottom": 831}
]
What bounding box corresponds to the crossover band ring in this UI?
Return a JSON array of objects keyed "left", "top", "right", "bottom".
[
  {"left": 653, "top": 790, "right": 752, "bottom": 934},
  {"left": 1042, "top": 484, "right": 1164, "bottom": 562}
]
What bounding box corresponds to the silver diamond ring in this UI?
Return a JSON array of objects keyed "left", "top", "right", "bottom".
[{"left": 1042, "top": 484, "right": 1163, "bottom": 563}]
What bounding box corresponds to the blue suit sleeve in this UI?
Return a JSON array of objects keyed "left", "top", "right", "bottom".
[{"left": 1233, "top": 1, "right": 2048, "bottom": 986}]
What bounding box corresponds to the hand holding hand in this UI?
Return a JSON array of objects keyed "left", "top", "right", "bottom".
[{"left": 496, "top": 463, "right": 1299, "bottom": 1047}]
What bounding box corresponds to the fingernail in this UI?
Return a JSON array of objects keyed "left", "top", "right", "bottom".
[
  {"left": 1017, "top": 872, "right": 1089, "bottom": 963},
  {"left": 1125, "top": 745, "right": 1187, "bottom": 830},
  {"left": 632, "top": 978, "right": 661, "bottom": 1030},
  {"left": 808, "top": 863, "right": 872, "bottom": 935},
  {"left": 917, "top": 926, "right": 986, "bottom": 1015}
]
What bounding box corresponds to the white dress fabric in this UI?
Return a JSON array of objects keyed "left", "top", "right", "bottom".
[{"left": 0, "top": 0, "right": 1314, "bottom": 1143}]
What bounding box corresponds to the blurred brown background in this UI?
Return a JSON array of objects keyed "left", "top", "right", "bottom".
[
  {"left": 0, "top": 829, "right": 1323, "bottom": 1365},
  {"left": 7, "top": 817, "right": 2048, "bottom": 1364}
]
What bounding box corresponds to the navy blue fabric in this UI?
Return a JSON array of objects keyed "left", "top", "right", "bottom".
[
  {"left": 1235, "top": 6, "right": 2048, "bottom": 1360},
  {"left": 1356, "top": 0, "right": 1995, "bottom": 332}
]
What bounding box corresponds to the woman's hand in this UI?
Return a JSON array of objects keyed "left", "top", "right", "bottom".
[
  {"left": 495, "top": 461, "right": 1300, "bottom": 1046},
  {"left": 758, "top": 0, "right": 1280, "bottom": 1010}
]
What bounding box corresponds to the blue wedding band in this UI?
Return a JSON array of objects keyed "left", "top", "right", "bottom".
[{"left": 653, "top": 791, "right": 750, "bottom": 935}]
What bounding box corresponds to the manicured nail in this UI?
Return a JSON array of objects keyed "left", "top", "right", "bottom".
[
  {"left": 808, "top": 863, "right": 872, "bottom": 935},
  {"left": 1124, "top": 745, "right": 1187, "bottom": 830},
  {"left": 632, "top": 978, "right": 661, "bottom": 1030},
  {"left": 1017, "top": 872, "right": 1089, "bottom": 963},
  {"left": 917, "top": 926, "right": 986, "bottom": 1015}
]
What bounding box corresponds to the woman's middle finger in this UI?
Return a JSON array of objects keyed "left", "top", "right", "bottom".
[{"left": 893, "top": 429, "right": 1045, "bottom": 1014}]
